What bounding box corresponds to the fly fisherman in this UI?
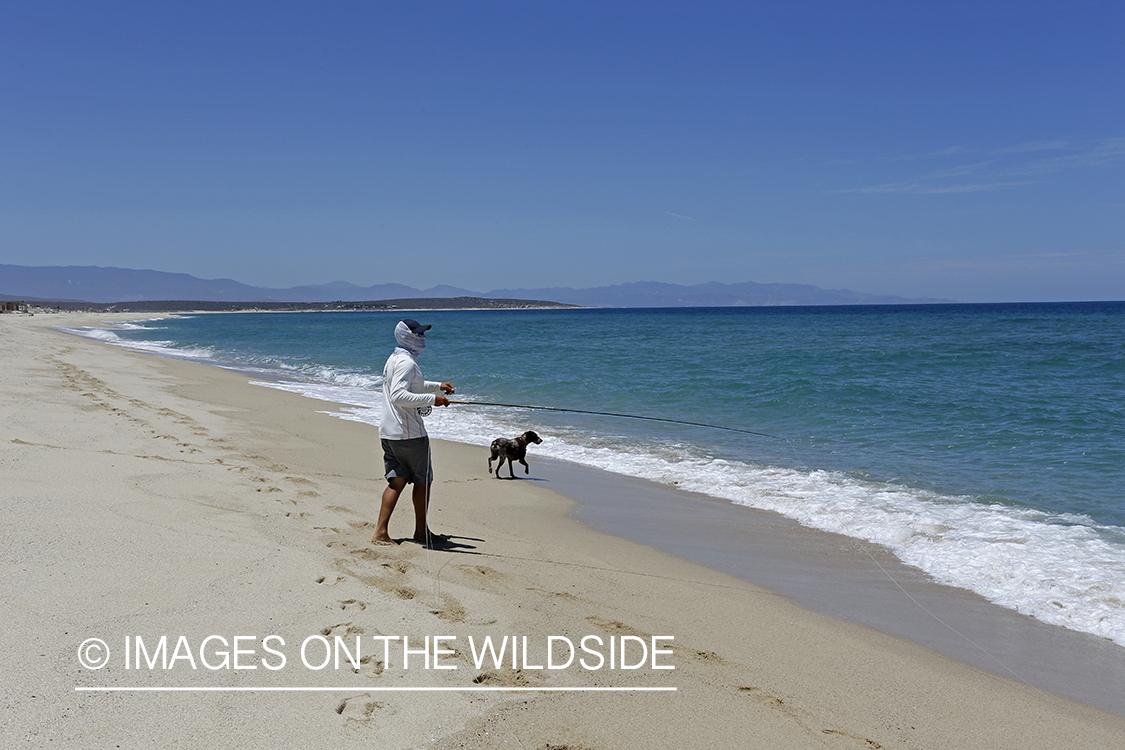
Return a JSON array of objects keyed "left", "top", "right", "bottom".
[{"left": 372, "top": 319, "right": 455, "bottom": 546}]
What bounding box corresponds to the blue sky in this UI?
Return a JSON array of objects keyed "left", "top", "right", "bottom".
[{"left": 2, "top": 1, "right": 1122, "bottom": 302}]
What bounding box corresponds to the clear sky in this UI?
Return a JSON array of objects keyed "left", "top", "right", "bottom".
[{"left": 2, "top": 1, "right": 1122, "bottom": 302}]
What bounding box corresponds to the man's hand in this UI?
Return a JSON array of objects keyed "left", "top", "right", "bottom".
[
  {"left": 435, "top": 394, "right": 451, "bottom": 407},
  {"left": 440, "top": 382, "right": 455, "bottom": 394}
]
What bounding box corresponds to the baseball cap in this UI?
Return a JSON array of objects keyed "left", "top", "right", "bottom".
[{"left": 401, "top": 319, "right": 431, "bottom": 335}]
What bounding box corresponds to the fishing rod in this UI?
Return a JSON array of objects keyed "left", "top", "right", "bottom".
[
  {"left": 447, "top": 399, "right": 777, "bottom": 439},
  {"left": 447, "top": 399, "right": 808, "bottom": 468}
]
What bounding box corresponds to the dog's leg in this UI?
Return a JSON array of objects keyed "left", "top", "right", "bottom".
[
  {"left": 519, "top": 458, "right": 530, "bottom": 475},
  {"left": 507, "top": 456, "right": 516, "bottom": 479},
  {"left": 489, "top": 444, "right": 506, "bottom": 477}
]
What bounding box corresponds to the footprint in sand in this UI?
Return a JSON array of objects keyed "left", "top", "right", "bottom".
[
  {"left": 354, "top": 654, "right": 384, "bottom": 678},
  {"left": 820, "top": 729, "right": 888, "bottom": 749},
  {"left": 456, "top": 564, "right": 502, "bottom": 578},
  {"left": 383, "top": 560, "right": 412, "bottom": 575},
  {"left": 472, "top": 669, "right": 543, "bottom": 687},
  {"left": 528, "top": 587, "right": 578, "bottom": 601},
  {"left": 321, "top": 622, "right": 364, "bottom": 637},
  {"left": 739, "top": 686, "right": 889, "bottom": 748},
  {"left": 431, "top": 595, "right": 466, "bottom": 623},
  {"left": 335, "top": 694, "right": 384, "bottom": 722},
  {"left": 324, "top": 504, "right": 358, "bottom": 515},
  {"left": 737, "top": 686, "right": 805, "bottom": 723},
  {"left": 585, "top": 615, "right": 649, "bottom": 639}
]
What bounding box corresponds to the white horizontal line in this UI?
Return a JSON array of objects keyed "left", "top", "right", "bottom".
[{"left": 76, "top": 686, "right": 677, "bottom": 692}]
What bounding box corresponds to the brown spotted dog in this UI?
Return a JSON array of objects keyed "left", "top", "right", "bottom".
[{"left": 488, "top": 431, "right": 543, "bottom": 479}]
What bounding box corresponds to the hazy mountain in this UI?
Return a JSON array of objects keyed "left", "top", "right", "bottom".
[
  {"left": 0, "top": 264, "right": 953, "bottom": 307},
  {"left": 0, "top": 265, "right": 470, "bottom": 304},
  {"left": 482, "top": 280, "right": 949, "bottom": 306},
  {"left": 1, "top": 265, "right": 264, "bottom": 303}
]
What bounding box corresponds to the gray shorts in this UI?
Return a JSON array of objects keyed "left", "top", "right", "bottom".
[{"left": 382, "top": 437, "right": 433, "bottom": 484}]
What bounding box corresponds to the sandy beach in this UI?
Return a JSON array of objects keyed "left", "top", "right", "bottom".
[{"left": 3, "top": 312, "right": 1124, "bottom": 749}]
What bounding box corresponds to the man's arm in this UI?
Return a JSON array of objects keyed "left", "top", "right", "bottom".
[{"left": 387, "top": 358, "right": 439, "bottom": 408}]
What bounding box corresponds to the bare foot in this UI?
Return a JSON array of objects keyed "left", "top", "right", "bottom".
[{"left": 371, "top": 533, "right": 398, "bottom": 546}]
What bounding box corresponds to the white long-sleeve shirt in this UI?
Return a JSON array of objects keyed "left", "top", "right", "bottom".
[{"left": 379, "top": 348, "right": 441, "bottom": 440}]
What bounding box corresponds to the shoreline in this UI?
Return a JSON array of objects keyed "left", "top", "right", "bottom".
[{"left": 4, "top": 312, "right": 1123, "bottom": 748}]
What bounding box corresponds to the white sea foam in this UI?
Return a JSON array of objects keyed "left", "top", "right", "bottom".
[
  {"left": 272, "top": 366, "right": 381, "bottom": 391},
  {"left": 55, "top": 325, "right": 217, "bottom": 360},
  {"left": 112, "top": 320, "right": 169, "bottom": 330},
  {"left": 253, "top": 377, "right": 1125, "bottom": 648}
]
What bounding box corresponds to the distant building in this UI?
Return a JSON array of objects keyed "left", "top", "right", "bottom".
[{"left": 1, "top": 301, "right": 28, "bottom": 313}]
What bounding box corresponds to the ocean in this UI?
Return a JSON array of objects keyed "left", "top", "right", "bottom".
[{"left": 62, "top": 302, "right": 1125, "bottom": 649}]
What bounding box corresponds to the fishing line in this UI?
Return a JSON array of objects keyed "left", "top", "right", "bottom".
[
  {"left": 423, "top": 439, "right": 438, "bottom": 607},
  {"left": 447, "top": 399, "right": 809, "bottom": 468}
]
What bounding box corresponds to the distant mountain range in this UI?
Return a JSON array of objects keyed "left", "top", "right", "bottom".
[{"left": 0, "top": 264, "right": 953, "bottom": 307}]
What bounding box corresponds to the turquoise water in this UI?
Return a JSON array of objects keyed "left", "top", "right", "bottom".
[{"left": 68, "top": 302, "right": 1125, "bottom": 646}]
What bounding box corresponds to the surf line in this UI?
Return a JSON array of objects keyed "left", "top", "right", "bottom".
[{"left": 446, "top": 399, "right": 808, "bottom": 467}]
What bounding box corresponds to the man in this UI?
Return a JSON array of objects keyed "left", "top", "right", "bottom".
[{"left": 372, "top": 319, "right": 455, "bottom": 546}]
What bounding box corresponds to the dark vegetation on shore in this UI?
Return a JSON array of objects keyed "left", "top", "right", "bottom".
[{"left": 15, "top": 296, "right": 580, "bottom": 313}]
